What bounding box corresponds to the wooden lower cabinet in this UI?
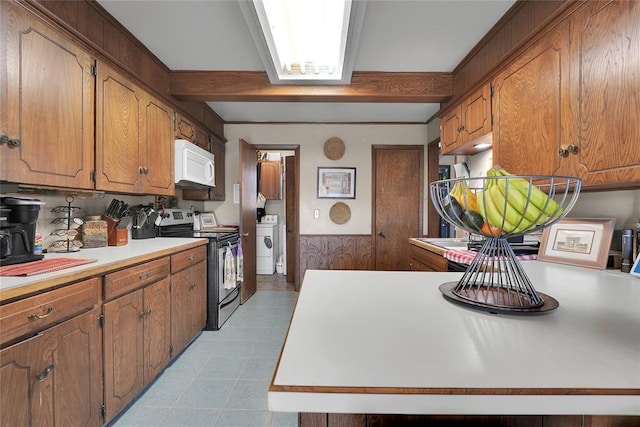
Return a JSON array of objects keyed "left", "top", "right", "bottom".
[
  {"left": 103, "top": 277, "right": 171, "bottom": 421},
  {"left": 0, "top": 306, "right": 103, "bottom": 427},
  {"left": 409, "top": 244, "right": 448, "bottom": 272},
  {"left": 171, "top": 260, "right": 207, "bottom": 357}
]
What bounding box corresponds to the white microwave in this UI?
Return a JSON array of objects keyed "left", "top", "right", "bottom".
[{"left": 175, "top": 139, "right": 215, "bottom": 188}]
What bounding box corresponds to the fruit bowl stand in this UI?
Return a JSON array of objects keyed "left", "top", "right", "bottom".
[{"left": 430, "top": 174, "right": 581, "bottom": 314}]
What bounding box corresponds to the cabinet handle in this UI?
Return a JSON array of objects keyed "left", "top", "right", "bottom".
[
  {"left": 139, "top": 166, "right": 145, "bottom": 174},
  {"left": 188, "top": 255, "right": 194, "bottom": 261},
  {"left": 242, "top": 233, "right": 249, "bottom": 237},
  {"left": 189, "top": 282, "right": 196, "bottom": 290},
  {"left": 377, "top": 231, "right": 386, "bottom": 239},
  {"left": 146, "top": 309, "right": 152, "bottom": 317},
  {"left": 139, "top": 310, "right": 146, "bottom": 319},
  {"left": 0, "top": 134, "right": 8, "bottom": 145},
  {"left": 559, "top": 145, "right": 579, "bottom": 157},
  {"left": 139, "top": 272, "right": 149, "bottom": 280},
  {"left": 144, "top": 167, "right": 149, "bottom": 174},
  {"left": 35, "top": 364, "right": 55, "bottom": 381},
  {"left": 27, "top": 306, "right": 53, "bottom": 320}
]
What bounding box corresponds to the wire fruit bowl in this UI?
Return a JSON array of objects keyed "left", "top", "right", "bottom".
[{"left": 430, "top": 174, "right": 581, "bottom": 314}]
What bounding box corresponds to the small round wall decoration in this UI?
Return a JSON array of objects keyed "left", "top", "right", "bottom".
[
  {"left": 323, "top": 137, "right": 345, "bottom": 160},
  {"left": 329, "top": 202, "right": 351, "bottom": 225}
]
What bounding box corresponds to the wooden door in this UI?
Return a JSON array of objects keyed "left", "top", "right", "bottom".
[
  {"left": 143, "top": 278, "right": 171, "bottom": 384},
  {"left": 1, "top": 1, "right": 95, "bottom": 189},
  {"left": 492, "top": 21, "right": 571, "bottom": 176},
  {"left": 0, "top": 334, "right": 51, "bottom": 426},
  {"left": 104, "top": 290, "right": 144, "bottom": 421},
  {"left": 141, "top": 94, "right": 175, "bottom": 195},
  {"left": 372, "top": 146, "right": 423, "bottom": 271},
  {"left": 50, "top": 307, "right": 103, "bottom": 427},
  {"left": 95, "top": 61, "right": 143, "bottom": 194},
  {"left": 572, "top": 0, "right": 640, "bottom": 187},
  {"left": 426, "top": 139, "right": 441, "bottom": 238},
  {"left": 240, "top": 138, "right": 258, "bottom": 303},
  {"left": 285, "top": 150, "right": 300, "bottom": 286}
]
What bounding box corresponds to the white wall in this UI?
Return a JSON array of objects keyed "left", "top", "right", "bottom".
[{"left": 205, "top": 124, "right": 430, "bottom": 234}]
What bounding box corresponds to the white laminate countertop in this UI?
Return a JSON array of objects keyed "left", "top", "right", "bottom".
[
  {"left": 268, "top": 262, "right": 640, "bottom": 415},
  {"left": 0, "top": 237, "right": 207, "bottom": 301}
]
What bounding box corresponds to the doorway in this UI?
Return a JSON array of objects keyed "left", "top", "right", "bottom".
[
  {"left": 372, "top": 145, "right": 424, "bottom": 270},
  {"left": 248, "top": 144, "right": 300, "bottom": 288}
]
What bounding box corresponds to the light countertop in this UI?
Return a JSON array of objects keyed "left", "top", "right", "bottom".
[
  {"left": 268, "top": 263, "right": 640, "bottom": 415},
  {"left": 0, "top": 237, "right": 207, "bottom": 303}
]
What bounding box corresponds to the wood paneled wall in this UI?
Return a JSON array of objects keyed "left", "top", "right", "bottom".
[
  {"left": 299, "top": 235, "right": 372, "bottom": 281},
  {"left": 30, "top": 0, "right": 224, "bottom": 137}
]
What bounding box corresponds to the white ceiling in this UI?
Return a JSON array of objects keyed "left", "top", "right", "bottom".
[{"left": 97, "top": 0, "right": 516, "bottom": 124}]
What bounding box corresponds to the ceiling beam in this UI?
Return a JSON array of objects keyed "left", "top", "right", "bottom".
[{"left": 169, "top": 71, "right": 452, "bottom": 103}]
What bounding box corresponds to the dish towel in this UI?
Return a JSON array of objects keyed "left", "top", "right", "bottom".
[
  {"left": 443, "top": 249, "right": 537, "bottom": 265},
  {"left": 236, "top": 241, "right": 244, "bottom": 284},
  {"left": 223, "top": 246, "right": 236, "bottom": 289}
]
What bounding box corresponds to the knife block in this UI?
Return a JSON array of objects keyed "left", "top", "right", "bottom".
[{"left": 102, "top": 216, "right": 128, "bottom": 246}]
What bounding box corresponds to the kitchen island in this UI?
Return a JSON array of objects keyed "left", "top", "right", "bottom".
[{"left": 268, "top": 263, "right": 640, "bottom": 426}]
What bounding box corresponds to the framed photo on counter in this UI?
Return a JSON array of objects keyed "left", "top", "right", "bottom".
[
  {"left": 538, "top": 217, "right": 615, "bottom": 269},
  {"left": 317, "top": 167, "right": 356, "bottom": 199}
]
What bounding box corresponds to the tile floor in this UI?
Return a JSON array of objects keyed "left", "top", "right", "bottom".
[{"left": 109, "top": 274, "right": 298, "bottom": 427}]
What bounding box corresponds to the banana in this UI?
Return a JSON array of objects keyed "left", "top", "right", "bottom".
[
  {"left": 495, "top": 178, "right": 546, "bottom": 225},
  {"left": 487, "top": 181, "right": 533, "bottom": 232},
  {"left": 479, "top": 178, "right": 516, "bottom": 232},
  {"left": 493, "top": 166, "right": 562, "bottom": 217}
]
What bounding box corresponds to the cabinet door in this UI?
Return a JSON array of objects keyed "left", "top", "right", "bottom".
[
  {"left": 104, "top": 290, "right": 144, "bottom": 421},
  {"left": 0, "top": 334, "right": 51, "bottom": 426},
  {"left": 211, "top": 139, "right": 226, "bottom": 200},
  {"left": 49, "top": 307, "right": 103, "bottom": 427},
  {"left": 492, "top": 21, "right": 572, "bottom": 176},
  {"left": 1, "top": 1, "right": 95, "bottom": 189},
  {"left": 95, "top": 61, "right": 143, "bottom": 194},
  {"left": 140, "top": 94, "right": 175, "bottom": 195},
  {"left": 461, "top": 84, "right": 491, "bottom": 142},
  {"left": 440, "top": 107, "right": 463, "bottom": 154},
  {"left": 572, "top": 0, "right": 640, "bottom": 187},
  {"left": 259, "top": 161, "right": 282, "bottom": 199},
  {"left": 175, "top": 113, "right": 195, "bottom": 141},
  {"left": 143, "top": 278, "right": 171, "bottom": 384},
  {"left": 171, "top": 261, "right": 206, "bottom": 357}
]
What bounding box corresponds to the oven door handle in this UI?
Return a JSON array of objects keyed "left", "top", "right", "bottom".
[{"left": 220, "top": 290, "right": 240, "bottom": 309}]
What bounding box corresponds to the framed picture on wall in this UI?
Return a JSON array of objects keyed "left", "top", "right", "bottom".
[{"left": 317, "top": 167, "right": 356, "bottom": 199}]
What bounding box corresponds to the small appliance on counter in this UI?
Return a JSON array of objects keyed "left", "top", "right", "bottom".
[
  {"left": 0, "top": 196, "right": 46, "bottom": 266},
  {"left": 130, "top": 204, "right": 159, "bottom": 239}
]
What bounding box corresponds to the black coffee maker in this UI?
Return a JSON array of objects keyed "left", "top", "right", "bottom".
[{"left": 0, "top": 197, "right": 45, "bottom": 266}]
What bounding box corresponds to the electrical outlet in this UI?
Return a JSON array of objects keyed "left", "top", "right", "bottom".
[{"left": 313, "top": 209, "right": 319, "bottom": 219}]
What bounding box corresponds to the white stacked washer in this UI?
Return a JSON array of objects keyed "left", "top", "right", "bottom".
[{"left": 256, "top": 215, "right": 278, "bottom": 275}]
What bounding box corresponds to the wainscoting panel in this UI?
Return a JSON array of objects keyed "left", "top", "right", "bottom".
[{"left": 299, "top": 235, "right": 371, "bottom": 281}]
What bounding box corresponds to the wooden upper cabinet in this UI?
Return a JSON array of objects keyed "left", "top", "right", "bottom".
[
  {"left": 211, "top": 138, "right": 226, "bottom": 200},
  {"left": 0, "top": 1, "right": 95, "bottom": 189},
  {"left": 141, "top": 94, "right": 175, "bottom": 195},
  {"left": 96, "top": 61, "right": 174, "bottom": 195},
  {"left": 175, "top": 112, "right": 196, "bottom": 141},
  {"left": 491, "top": 21, "right": 571, "bottom": 176},
  {"left": 570, "top": 0, "right": 640, "bottom": 188},
  {"left": 440, "top": 84, "right": 491, "bottom": 155},
  {"left": 259, "top": 160, "right": 282, "bottom": 200}
]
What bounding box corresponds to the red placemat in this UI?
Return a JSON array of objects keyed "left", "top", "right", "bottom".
[
  {"left": 0, "top": 258, "right": 98, "bottom": 276},
  {"left": 443, "top": 249, "right": 537, "bottom": 265}
]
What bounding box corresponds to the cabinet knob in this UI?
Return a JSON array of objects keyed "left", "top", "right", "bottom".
[
  {"left": 242, "top": 233, "right": 249, "bottom": 238},
  {"left": 0, "top": 134, "right": 9, "bottom": 145},
  {"left": 559, "top": 145, "right": 579, "bottom": 157},
  {"left": 377, "top": 231, "right": 386, "bottom": 239},
  {"left": 35, "top": 364, "right": 55, "bottom": 382},
  {"left": 7, "top": 138, "right": 21, "bottom": 148}
]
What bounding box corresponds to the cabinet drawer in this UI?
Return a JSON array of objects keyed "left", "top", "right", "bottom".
[
  {"left": 0, "top": 277, "right": 100, "bottom": 346},
  {"left": 104, "top": 257, "right": 170, "bottom": 301},
  {"left": 171, "top": 246, "right": 206, "bottom": 274},
  {"left": 409, "top": 245, "right": 448, "bottom": 272}
]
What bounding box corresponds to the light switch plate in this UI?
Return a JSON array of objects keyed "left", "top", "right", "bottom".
[{"left": 313, "top": 209, "right": 319, "bottom": 219}]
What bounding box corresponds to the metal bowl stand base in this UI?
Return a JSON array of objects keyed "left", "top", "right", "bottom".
[{"left": 439, "top": 237, "right": 559, "bottom": 315}]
